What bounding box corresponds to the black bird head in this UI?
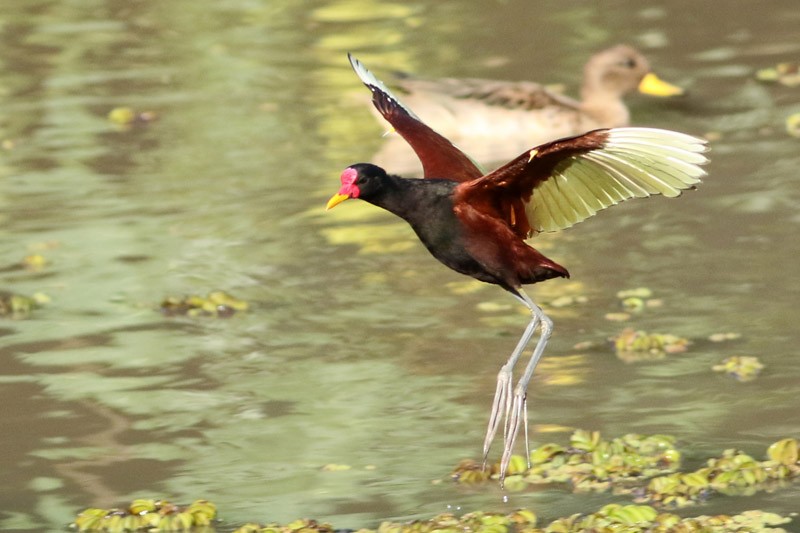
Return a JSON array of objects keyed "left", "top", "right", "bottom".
[{"left": 326, "top": 163, "right": 389, "bottom": 209}]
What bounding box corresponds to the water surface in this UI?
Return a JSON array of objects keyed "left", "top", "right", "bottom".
[{"left": 2, "top": 0, "right": 800, "bottom": 530}]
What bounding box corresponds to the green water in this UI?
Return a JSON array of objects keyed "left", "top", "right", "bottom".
[{"left": 2, "top": 0, "right": 799, "bottom": 530}]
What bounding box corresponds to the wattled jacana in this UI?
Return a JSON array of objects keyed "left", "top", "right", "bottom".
[{"left": 327, "top": 55, "right": 708, "bottom": 484}]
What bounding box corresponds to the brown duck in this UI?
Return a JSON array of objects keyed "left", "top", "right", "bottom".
[{"left": 372, "top": 45, "right": 684, "bottom": 169}]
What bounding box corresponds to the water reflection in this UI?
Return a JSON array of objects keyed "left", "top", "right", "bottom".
[{"left": 1, "top": 0, "right": 800, "bottom": 530}]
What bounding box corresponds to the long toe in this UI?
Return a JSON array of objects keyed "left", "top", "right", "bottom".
[
  {"left": 523, "top": 395, "right": 531, "bottom": 468},
  {"left": 498, "top": 390, "right": 526, "bottom": 482},
  {"left": 483, "top": 368, "right": 513, "bottom": 464}
]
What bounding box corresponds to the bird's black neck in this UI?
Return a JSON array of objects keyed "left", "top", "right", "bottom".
[{"left": 363, "top": 173, "right": 457, "bottom": 224}]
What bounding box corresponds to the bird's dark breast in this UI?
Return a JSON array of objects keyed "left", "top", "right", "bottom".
[
  {"left": 416, "top": 223, "right": 502, "bottom": 285},
  {"left": 399, "top": 185, "right": 503, "bottom": 284}
]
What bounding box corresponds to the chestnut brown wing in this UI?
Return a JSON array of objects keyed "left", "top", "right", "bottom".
[
  {"left": 349, "top": 54, "right": 484, "bottom": 183},
  {"left": 456, "top": 127, "right": 709, "bottom": 237}
]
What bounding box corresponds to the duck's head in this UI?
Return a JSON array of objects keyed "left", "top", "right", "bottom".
[{"left": 583, "top": 44, "right": 683, "bottom": 98}]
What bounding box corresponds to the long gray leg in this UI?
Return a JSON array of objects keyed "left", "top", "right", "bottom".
[
  {"left": 482, "top": 289, "right": 546, "bottom": 467},
  {"left": 481, "top": 306, "right": 539, "bottom": 465},
  {"left": 497, "top": 289, "right": 553, "bottom": 483}
]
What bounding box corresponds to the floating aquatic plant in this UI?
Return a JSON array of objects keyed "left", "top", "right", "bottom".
[
  {"left": 607, "top": 288, "right": 664, "bottom": 321},
  {"left": 708, "top": 332, "right": 742, "bottom": 342},
  {"left": 612, "top": 328, "right": 690, "bottom": 361},
  {"left": 70, "top": 487, "right": 797, "bottom": 533},
  {"left": 160, "top": 290, "right": 248, "bottom": 318},
  {"left": 234, "top": 518, "right": 336, "bottom": 533},
  {"left": 0, "top": 290, "right": 44, "bottom": 319},
  {"left": 756, "top": 62, "right": 800, "bottom": 87},
  {"left": 546, "top": 505, "right": 790, "bottom": 533},
  {"left": 616, "top": 288, "right": 653, "bottom": 299},
  {"left": 21, "top": 253, "right": 48, "bottom": 271},
  {"left": 231, "top": 506, "right": 791, "bottom": 533},
  {"left": 107, "top": 106, "right": 158, "bottom": 127},
  {"left": 547, "top": 294, "right": 588, "bottom": 309},
  {"left": 640, "top": 439, "right": 800, "bottom": 508},
  {"left": 786, "top": 113, "right": 800, "bottom": 138},
  {"left": 453, "top": 430, "right": 680, "bottom": 491},
  {"left": 452, "top": 431, "right": 800, "bottom": 511},
  {"left": 604, "top": 311, "right": 631, "bottom": 322},
  {"left": 72, "top": 499, "right": 216, "bottom": 532},
  {"left": 712, "top": 355, "right": 765, "bottom": 381}
]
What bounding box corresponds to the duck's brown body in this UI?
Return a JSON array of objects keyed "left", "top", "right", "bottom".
[
  {"left": 373, "top": 45, "right": 683, "bottom": 169},
  {"left": 394, "top": 45, "right": 681, "bottom": 137}
]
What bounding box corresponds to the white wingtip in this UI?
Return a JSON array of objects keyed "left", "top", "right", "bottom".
[
  {"left": 527, "top": 127, "right": 710, "bottom": 234},
  {"left": 347, "top": 53, "right": 421, "bottom": 120},
  {"left": 606, "top": 127, "right": 709, "bottom": 160}
]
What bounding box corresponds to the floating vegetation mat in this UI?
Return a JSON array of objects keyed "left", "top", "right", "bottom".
[
  {"left": 373, "top": 507, "right": 791, "bottom": 533},
  {"left": 233, "top": 506, "right": 791, "bottom": 533},
  {"left": 0, "top": 290, "right": 45, "bottom": 319},
  {"left": 107, "top": 106, "right": 158, "bottom": 127},
  {"left": 453, "top": 431, "right": 800, "bottom": 509},
  {"left": 616, "top": 287, "right": 662, "bottom": 313},
  {"left": 712, "top": 355, "right": 765, "bottom": 382},
  {"left": 786, "top": 113, "right": 800, "bottom": 138},
  {"left": 756, "top": 62, "right": 800, "bottom": 87},
  {"left": 603, "top": 287, "right": 664, "bottom": 322},
  {"left": 21, "top": 253, "right": 48, "bottom": 271},
  {"left": 160, "top": 291, "right": 248, "bottom": 318},
  {"left": 453, "top": 430, "right": 680, "bottom": 489},
  {"left": 611, "top": 328, "right": 690, "bottom": 361},
  {"left": 72, "top": 502, "right": 792, "bottom": 533},
  {"left": 72, "top": 499, "right": 216, "bottom": 531},
  {"left": 69, "top": 436, "right": 798, "bottom": 531}
]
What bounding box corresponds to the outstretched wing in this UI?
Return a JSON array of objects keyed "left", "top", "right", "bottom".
[
  {"left": 456, "top": 127, "right": 709, "bottom": 237},
  {"left": 348, "top": 54, "right": 484, "bottom": 182}
]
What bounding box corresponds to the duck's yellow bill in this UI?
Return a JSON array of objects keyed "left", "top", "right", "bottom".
[
  {"left": 326, "top": 193, "right": 350, "bottom": 210},
  {"left": 638, "top": 72, "right": 684, "bottom": 97}
]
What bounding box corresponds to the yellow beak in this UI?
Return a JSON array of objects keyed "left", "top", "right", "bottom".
[
  {"left": 326, "top": 193, "right": 350, "bottom": 210},
  {"left": 638, "top": 72, "right": 684, "bottom": 97}
]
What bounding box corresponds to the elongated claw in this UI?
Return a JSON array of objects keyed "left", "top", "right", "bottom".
[
  {"left": 523, "top": 396, "right": 531, "bottom": 468},
  {"left": 482, "top": 365, "right": 513, "bottom": 466},
  {"left": 498, "top": 388, "right": 527, "bottom": 485}
]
